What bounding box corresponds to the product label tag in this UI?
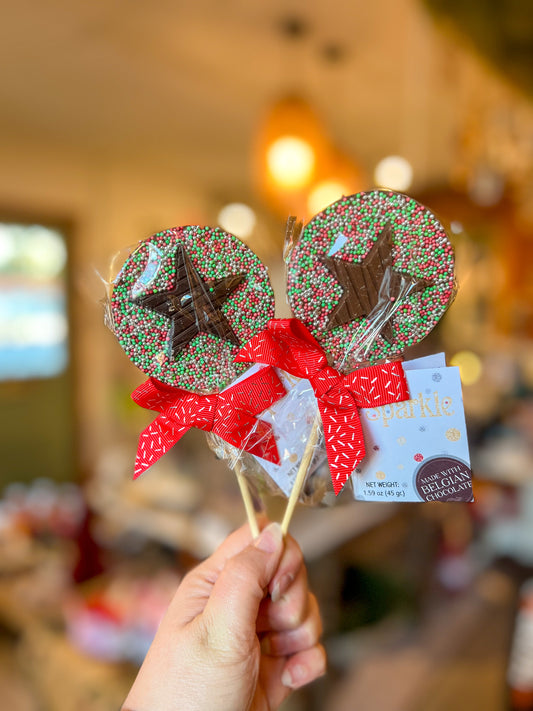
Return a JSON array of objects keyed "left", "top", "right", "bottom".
[{"left": 352, "top": 353, "right": 473, "bottom": 502}]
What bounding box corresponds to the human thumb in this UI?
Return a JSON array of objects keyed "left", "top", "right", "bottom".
[{"left": 203, "top": 523, "right": 284, "bottom": 647}]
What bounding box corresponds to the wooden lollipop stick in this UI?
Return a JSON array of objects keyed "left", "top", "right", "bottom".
[
  {"left": 281, "top": 416, "right": 321, "bottom": 536},
  {"left": 234, "top": 461, "right": 260, "bottom": 538}
]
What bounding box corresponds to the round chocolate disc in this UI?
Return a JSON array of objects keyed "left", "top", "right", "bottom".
[
  {"left": 111, "top": 226, "right": 275, "bottom": 391},
  {"left": 287, "top": 190, "right": 455, "bottom": 369}
]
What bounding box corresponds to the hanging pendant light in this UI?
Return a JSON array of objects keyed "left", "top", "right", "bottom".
[
  {"left": 255, "top": 95, "right": 365, "bottom": 219},
  {"left": 254, "top": 95, "right": 330, "bottom": 216}
]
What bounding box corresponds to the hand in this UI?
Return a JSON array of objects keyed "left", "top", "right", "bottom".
[{"left": 122, "top": 520, "right": 326, "bottom": 711}]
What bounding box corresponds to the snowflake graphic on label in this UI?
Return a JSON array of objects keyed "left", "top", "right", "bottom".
[{"left": 446, "top": 428, "right": 461, "bottom": 442}]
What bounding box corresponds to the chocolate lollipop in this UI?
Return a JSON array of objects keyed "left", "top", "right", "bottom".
[
  {"left": 110, "top": 225, "right": 280, "bottom": 537},
  {"left": 287, "top": 190, "right": 455, "bottom": 369},
  {"left": 235, "top": 191, "right": 455, "bottom": 526},
  {"left": 111, "top": 226, "right": 275, "bottom": 392}
]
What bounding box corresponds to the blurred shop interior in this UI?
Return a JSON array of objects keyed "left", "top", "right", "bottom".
[{"left": 3, "top": 0, "right": 533, "bottom": 709}]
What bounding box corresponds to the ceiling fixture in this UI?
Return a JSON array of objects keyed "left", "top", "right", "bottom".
[{"left": 256, "top": 96, "right": 364, "bottom": 218}]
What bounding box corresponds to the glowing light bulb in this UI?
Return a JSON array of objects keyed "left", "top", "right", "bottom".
[
  {"left": 217, "top": 203, "right": 257, "bottom": 240},
  {"left": 266, "top": 136, "right": 315, "bottom": 190},
  {"left": 374, "top": 155, "right": 413, "bottom": 191},
  {"left": 307, "top": 180, "right": 350, "bottom": 215},
  {"left": 450, "top": 350, "right": 483, "bottom": 386}
]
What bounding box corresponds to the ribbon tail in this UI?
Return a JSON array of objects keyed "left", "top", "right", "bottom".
[
  {"left": 240, "top": 420, "right": 281, "bottom": 464},
  {"left": 216, "top": 411, "right": 281, "bottom": 465},
  {"left": 215, "top": 367, "right": 285, "bottom": 464},
  {"left": 318, "top": 400, "right": 366, "bottom": 496},
  {"left": 134, "top": 415, "right": 189, "bottom": 479}
]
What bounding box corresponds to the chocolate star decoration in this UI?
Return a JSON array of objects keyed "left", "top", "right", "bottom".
[
  {"left": 133, "top": 244, "right": 245, "bottom": 358},
  {"left": 320, "top": 223, "right": 430, "bottom": 342}
]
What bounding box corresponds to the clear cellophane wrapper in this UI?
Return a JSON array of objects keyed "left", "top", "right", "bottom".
[
  {"left": 206, "top": 366, "right": 331, "bottom": 507},
  {"left": 101, "top": 243, "right": 138, "bottom": 336},
  {"left": 103, "top": 224, "right": 279, "bottom": 396}
]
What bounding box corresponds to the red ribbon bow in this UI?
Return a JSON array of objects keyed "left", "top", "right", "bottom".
[
  {"left": 131, "top": 366, "right": 286, "bottom": 479},
  {"left": 235, "top": 318, "right": 410, "bottom": 495}
]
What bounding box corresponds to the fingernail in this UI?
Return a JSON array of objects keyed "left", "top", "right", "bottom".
[
  {"left": 271, "top": 573, "right": 295, "bottom": 603},
  {"left": 255, "top": 522, "right": 282, "bottom": 554},
  {"left": 282, "top": 664, "right": 305, "bottom": 689}
]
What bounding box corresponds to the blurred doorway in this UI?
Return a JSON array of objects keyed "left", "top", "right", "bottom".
[{"left": 0, "top": 218, "right": 76, "bottom": 487}]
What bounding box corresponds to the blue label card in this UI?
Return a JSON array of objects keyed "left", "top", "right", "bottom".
[
  {"left": 235, "top": 354, "right": 472, "bottom": 505},
  {"left": 352, "top": 355, "right": 473, "bottom": 502}
]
